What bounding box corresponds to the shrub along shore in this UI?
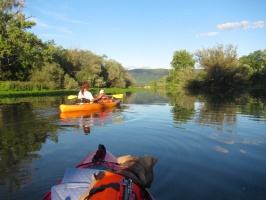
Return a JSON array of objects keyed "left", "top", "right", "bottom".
[{"left": 0, "top": 88, "right": 147, "bottom": 98}]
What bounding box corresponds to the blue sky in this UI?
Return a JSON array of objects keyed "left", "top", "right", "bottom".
[{"left": 24, "top": 0, "right": 266, "bottom": 69}]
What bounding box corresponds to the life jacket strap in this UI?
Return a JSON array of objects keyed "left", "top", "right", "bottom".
[{"left": 84, "top": 183, "right": 120, "bottom": 200}]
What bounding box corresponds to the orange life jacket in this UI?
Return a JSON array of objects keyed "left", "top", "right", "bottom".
[{"left": 86, "top": 171, "right": 144, "bottom": 200}]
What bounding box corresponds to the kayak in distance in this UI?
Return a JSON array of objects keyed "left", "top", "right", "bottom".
[
  {"left": 59, "top": 99, "right": 121, "bottom": 113},
  {"left": 59, "top": 106, "right": 118, "bottom": 119},
  {"left": 41, "top": 144, "right": 157, "bottom": 200}
]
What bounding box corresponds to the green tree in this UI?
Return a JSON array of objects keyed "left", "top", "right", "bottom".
[
  {"left": 124, "top": 74, "right": 135, "bottom": 88},
  {"left": 63, "top": 74, "right": 78, "bottom": 89},
  {"left": 239, "top": 49, "right": 266, "bottom": 85},
  {"left": 0, "top": 0, "right": 49, "bottom": 81},
  {"left": 103, "top": 59, "right": 127, "bottom": 88},
  {"left": 30, "top": 62, "right": 64, "bottom": 89},
  {"left": 165, "top": 50, "right": 195, "bottom": 89},
  {"left": 194, "top": 44, "right": 245, "bottom": 88},
  {"left": 53, "top": 46, "right": 76, "bottom": 78},
  {"left": 74, "top": 50, "right": 105, "bottom": 87},
  {"left": 0, "top": 1, "right": 134, "bottom": 88},
  {"left": 170, "top": 50, "right": 195, "bottom": 71}
]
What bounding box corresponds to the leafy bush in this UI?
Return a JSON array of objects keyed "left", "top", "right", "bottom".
[
  {"left": 30, "top": 62, "right": 64, "bottom": 89},
  {"left": 63, "top": 74, "right": 79, "bottom": 89}
]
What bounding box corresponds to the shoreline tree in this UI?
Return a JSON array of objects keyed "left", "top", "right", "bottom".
[
  {"left": 160, "top": 44, "right": 266, "bottom": 91},
  {"left": 0, "top": 0, "right": 51, "bottom": 81},
  {"left": 0, "top": 0, "right": 134, "bottom": 90},
  {"left": 194, "top": 44, "right": 245, "bottom": 89},
  {"left": 165, "top": 50, "right": 195, "bottom": 89}
]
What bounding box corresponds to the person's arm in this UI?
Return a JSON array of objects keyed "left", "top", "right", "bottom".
[
  {"left": 77, "top": 91, "right": 83, "bottom": 99},
  {"left": 91, "top": 94, "right": 104, "bottom": 102}
]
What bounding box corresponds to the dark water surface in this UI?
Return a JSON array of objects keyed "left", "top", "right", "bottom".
[{"left": 0, "top": 91, "right": 266, "bottom": 200}]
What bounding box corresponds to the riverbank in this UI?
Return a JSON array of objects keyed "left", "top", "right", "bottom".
[{"left": 0, "top": 88, "right": 148, "bottom": 98}]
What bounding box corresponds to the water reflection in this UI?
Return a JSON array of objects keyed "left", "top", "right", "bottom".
[
  {"left": 0, "top": 91, "right": 266, "bottom": 199},
  {"left": 124, "top": 91, "right": 169, "bottom": 104},
  {"left": 59, "top": 106, "right": 123, "bottom": 135},
  {"left": 0, "top": 100, "right": 59, "bottom": 193},
  {"left": 168, "top": 89, "right": 266, "bottom": 155},
  {"left": 168, "top": 89, "right": 266, "bottom": 126},
  {"left": 0, "top": 97, "right": 125, "bottom": 194}
]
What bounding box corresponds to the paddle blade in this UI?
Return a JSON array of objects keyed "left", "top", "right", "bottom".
[
  {"left": 112, "top": 94, "right": 123, "bottom": 99},
  {"left": 67, "top": 95, "right": 78, "bottom": 100}
]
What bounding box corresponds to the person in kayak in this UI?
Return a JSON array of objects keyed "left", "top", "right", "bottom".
[
  {"left": 78, "top": 82, "right": 104, "bottom": 103},
  {"left": 98, "top": 89, "right": 112, "bottom": 102}
]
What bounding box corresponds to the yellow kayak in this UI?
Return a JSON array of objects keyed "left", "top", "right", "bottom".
[{"left": 59, "top": 100, "right": 120, "bottom": 113}]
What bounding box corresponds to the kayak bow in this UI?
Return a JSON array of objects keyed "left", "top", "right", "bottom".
[{"left": 41, "top": 144, "right": 155, "bottom": 200}]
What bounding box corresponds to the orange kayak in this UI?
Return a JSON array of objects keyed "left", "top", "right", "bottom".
[
  {"left": 59, "top": 106, "right": 117, "bottom": 118},
  {"left": 59, "top": 100, "right": 120, "bottom": 113}
]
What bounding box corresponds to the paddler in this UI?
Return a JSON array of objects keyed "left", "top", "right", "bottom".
[{"left": 78, "top": 82, "right": 104, "bottom": 103}]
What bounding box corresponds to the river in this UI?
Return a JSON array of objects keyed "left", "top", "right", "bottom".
[{"left": 0, "top": 90, "right": 266, "bottom": 200}]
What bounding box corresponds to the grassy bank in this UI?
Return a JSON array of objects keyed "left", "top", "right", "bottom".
[
  {"left": 0, "top": 90, "right": 76, "bottom": 98},
  {"left": 0, "top": 88, "right": 148, "bottom": 98}
]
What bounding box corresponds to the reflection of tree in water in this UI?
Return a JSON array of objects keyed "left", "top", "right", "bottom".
[
  {"left": 170, "top": 89, "right": 266, "bottom": 152},
  {"left": 195, "top": 90, "right": 266, "bottom": 128},
  {"left": 195, "top": 103, "right": 237, "bottom": 128},
  {"left": 169, "top": 91, "right": 196, "bottom": 124},
  {"left": 189, "top": 91, "right": 239, "bottom": 130},
  {"left": 0, "top": 152, "right": 40, "bottom": 192},
  {"left": 125, "top": 91, "right": 169, "bottom": 104},
  {"left": 0, "top": 102, "right": 58, "bottom": 192},
  {"left": 169, "top": 89, "right": 266, "bottom": 127},
  {"left": 239, "top": 93, "right": 266, "bottom": 119}
]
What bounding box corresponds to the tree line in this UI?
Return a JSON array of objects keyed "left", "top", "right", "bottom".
[
  {"left": 157, "top": 44, "right": 266, "bottom": 90},
  {"left": 2, "top": 1, "right": 265, "bottom": 92},
  {"left": 0, "top": 0, "right": 135, "bottom": 91}
]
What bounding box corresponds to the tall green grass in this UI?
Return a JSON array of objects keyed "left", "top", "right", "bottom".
[
  {"left": 0, "top": 81, "right": 43, "bottom": 91},
  {"left": 0, "top": 89, "right": 79, "bottom": 98},
  {"left": 0, "top": 81, "right": 148, "bottom": 98}
]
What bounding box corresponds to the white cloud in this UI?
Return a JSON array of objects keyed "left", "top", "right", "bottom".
[
  {"left": 217, "top": 21, "right": 249, "bottom": 30},
  {"left": 56, "top": 14, "right": 90, "bottom": 25},
  {"left": 195, "top": 20, "right": 264, "bottom": 39},
  {"left": 33, "top": 18, "right": 73, "bottom": 35},
  {"left": 35, "top": 8, "right": 89, "bottom": 25},
  {"left": 252, "top": 21, "right": 264, "bottom": 28},
  {"left": 217, "top": 20, "right": 264, "bottom": 30},
  {"left": 196, "top": 32, "right": 219, "bottom": 37},
  {"left": 30, "top": 18, "right": 50, "bottom": 28}
]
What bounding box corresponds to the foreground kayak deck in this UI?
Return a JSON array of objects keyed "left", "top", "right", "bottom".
[
  {"left": 41, "top": 146, "right": 155, "bottom": 200},
  {"left": 60, "top": 99, "right": 120, "bottom": 113},
  {"left": 41, "top": 150, "right": 118, "bottom": 200}
]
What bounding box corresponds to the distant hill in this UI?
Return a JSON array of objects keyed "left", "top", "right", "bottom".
[{"left": 128, "top": 68, "right": 169, "bottom": 85}]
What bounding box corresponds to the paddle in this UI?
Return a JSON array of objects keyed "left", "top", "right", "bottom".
[
  {"left": 67, "top": 95, "right": 78, "bottom": 100},
  {"left": 67, "top": 94, "right": 123, "bottom": 100},
  {"left": 108, "top": 94, "right": 123, "bottom": 99}
]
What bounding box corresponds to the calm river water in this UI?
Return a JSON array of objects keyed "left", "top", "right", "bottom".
[{"left": 0, "top": 90, "right": 266, "bottom": 200}]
